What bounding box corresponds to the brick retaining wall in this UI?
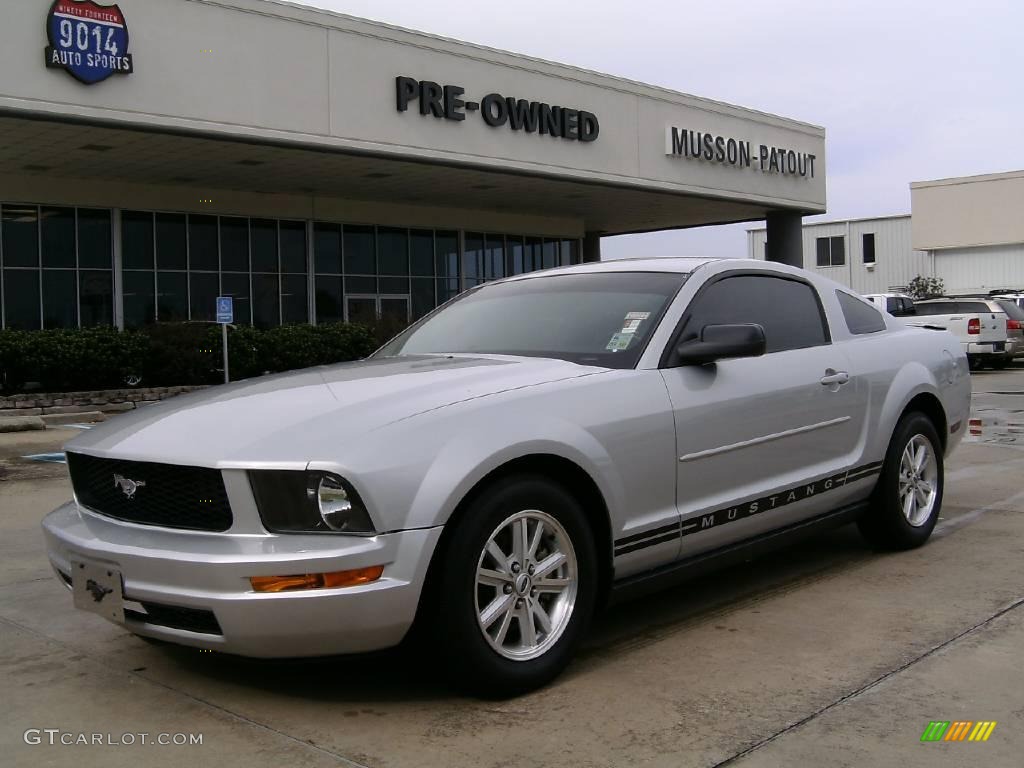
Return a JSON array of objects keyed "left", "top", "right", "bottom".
[{"left": 0, "top": 385, "right": 207, "bottom": 416}]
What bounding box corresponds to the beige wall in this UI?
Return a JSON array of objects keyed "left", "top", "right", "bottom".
[
  {"left": 911, "top": 171, "right": 1024, "bottom": 250},
  {"left": 0, "top": 0, "right": 825, "bottom": 215}
]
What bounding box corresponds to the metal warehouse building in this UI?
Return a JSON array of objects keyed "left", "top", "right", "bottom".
[
  {"left": 0, "top": 0, "right": 825, "bottom": 330},
  {"left": 748, "top": 169, "right": 1024, "bottom": 296}
]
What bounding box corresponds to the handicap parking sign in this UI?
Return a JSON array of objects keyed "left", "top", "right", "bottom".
[{"left": 216, "top": 296, "right": 234, "bottom": 324}]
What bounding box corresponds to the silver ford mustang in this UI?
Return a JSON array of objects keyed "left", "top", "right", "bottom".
[{"left": 42, "top": 257, "right": 970, "bottom": 694}]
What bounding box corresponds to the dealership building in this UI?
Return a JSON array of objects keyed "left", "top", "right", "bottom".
[
  {"left": 0, "top": 0, "right": 825, "bottom": 331},
  {"left": 748, "top": 170, "right": 1024, "bottom": 296}
]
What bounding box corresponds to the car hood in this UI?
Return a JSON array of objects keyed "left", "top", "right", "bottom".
[{"left": 65, "top": 355, "right": 605, "bottom": 467}]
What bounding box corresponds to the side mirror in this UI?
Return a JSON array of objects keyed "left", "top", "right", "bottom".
[{"left": 674, "top": 323, "right": 766, "bottom": 366}]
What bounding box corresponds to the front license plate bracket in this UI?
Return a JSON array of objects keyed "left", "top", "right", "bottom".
[{"left": 71, "top": 559, "right": 125, "bottom": 623}]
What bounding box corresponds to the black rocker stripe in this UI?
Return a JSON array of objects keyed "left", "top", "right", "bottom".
[
  {"left": 614, "top": 521, "right": 680, "bottom": 547},
  {"left": 615, "top": 529, "right": 681, "bottom": 557},
  {"left": 614, "top": 460, "right": 884, "bottom": 557}
]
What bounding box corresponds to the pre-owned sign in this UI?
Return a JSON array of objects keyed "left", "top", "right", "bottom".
[
  {"left": 396, "top": 76, "right": 599, "bottom": 143},
  {"left": 45, "top": 0, "right": 134, "bottom": 85}
]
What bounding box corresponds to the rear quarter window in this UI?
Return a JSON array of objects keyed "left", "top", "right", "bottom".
[{"left": 837, "top": 291, "right": 886, "bottom": 334}]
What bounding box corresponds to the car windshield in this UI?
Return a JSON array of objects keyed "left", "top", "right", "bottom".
[{"left": 376, "top": 271, "right": 688, "bottom": 368}]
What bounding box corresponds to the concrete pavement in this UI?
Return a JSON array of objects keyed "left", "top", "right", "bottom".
[{"left": 1, "top": 368, "right": 1023, "bottom": 767}]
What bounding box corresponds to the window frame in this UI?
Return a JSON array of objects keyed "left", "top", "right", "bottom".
[
  {"left": 862, "top": 233, "right": 876, "bottom": 265},
  {"left": 659, "top": 269, "right": 832, "bottom": 367},
  {"left": 815, "top": 235, "right": 846, "bottom": 268}
]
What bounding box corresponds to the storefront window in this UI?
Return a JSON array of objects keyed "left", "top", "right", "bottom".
[
  {"left": 80, "top": 270, "right": 113, "bottom": 327},
  {"left": 343, "top": 225, "right": 375, "bottom": 275},
  {"left": 77, "top": 209, "right": 112, "bottom": 270},
  {"left": 42, "top": 269, "right": 77, "bottom": 328},
  {"left": 220, "top": 217, "right": 249, "bottom": 273},
  {"left": 3, "top": 269, "right": 40, "bottom": 329},
  {"left": 378, "top": 228, "right": 409, "bottom": 276},
  {"left": 2, "top": 201, "right": 581, "bottom": 330},
  {"left": 2, "top": 206, "right": 39, "bottom": 268},
  {"left": 41, "top": 207, "right": 75, "bottom": 268},
  {"left": 279, "top": 220, "right": 307, "bottom": 275}
]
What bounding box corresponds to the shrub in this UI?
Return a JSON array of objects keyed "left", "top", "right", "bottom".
[
  {"left": 906, "top": 275, "right": 945, "bottom": 300},
  {"left": 0, "top": 322, "right": 379, "bottom": 395}
]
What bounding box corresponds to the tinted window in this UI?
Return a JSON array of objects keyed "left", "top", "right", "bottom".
[
  {"left": 188, "top": 215, "right": 219, "bottom": 271},
  {"left": 914, "top": 302, "right": 957, "bottom": 316},
  {"left": 77, "top": 209, "right": 111, "bottom": 269},
  {"left": 41, "top": 207, "right": 76, "bottom": 268},
  {"left": 378, "top": 272, "right": 687, "bottom": 369},
  {"left": 684, "top": 274, "right": 828, "bottom": 353},
  {"left": 958, "top": 301, "right": 993, "bottom": 314},
  {"left": 2, "top": 205, "right": 39, "bottom": 267},
  {"left": 815, "top": 236, "right": 845, "bottom": 267},
  {"left": 862, "top": 233, "right": 876, "bottom": 264},
  {"left": 122, "top": 211, "right": 154, "bottom": 270},
  {"left": 837, "top": 291, "right": 886, "bottom": 335}
]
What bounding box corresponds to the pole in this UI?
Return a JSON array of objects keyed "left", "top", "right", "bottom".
[{"left": 222, "top": 323, "right": 230, "bottom": 384}]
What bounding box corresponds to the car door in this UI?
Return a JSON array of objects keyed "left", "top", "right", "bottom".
[{"left": 659, "top": 271, "right": 867, "bottom": 558}]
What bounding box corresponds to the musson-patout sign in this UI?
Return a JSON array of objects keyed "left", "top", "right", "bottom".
[{"left": 45, "top": 0, "right": 134, "bottom": 85}]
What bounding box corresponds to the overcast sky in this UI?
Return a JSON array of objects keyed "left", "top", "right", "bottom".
[{"left": 296, "top": 0, "right": 1020, "bottom": 259}]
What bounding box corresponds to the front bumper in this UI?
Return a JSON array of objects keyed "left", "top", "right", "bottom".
[{"left": 42, "top": 501, "right": 442, "bottom": 657}]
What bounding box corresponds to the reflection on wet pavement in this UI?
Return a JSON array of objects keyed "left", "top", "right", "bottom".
[{"left": 966, "top": 408, "right": 1024, "bottom": 444}]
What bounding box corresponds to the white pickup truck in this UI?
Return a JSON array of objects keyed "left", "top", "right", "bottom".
[{"left": 911, "top": 298, "right": 1009, "bottom": 370}]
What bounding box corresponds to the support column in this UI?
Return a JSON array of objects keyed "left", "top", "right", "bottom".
[
  {"left": 582, "top": 232, "right": 601, "bottom": 263},
  {"left": 765, "top": 211, "right": 804, "bottom": 268}
]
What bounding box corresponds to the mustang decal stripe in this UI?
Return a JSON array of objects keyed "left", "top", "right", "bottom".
[
  {"left": 614, "top": 521, "right": 680, "bottom": 547},
  {"left": 614, "top": 461, "right": 883, "bottom": 556},
  {"left": 614, "top": 530, "right": 680, "bottom": 557}
]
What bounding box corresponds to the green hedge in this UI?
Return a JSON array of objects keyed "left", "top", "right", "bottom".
[{"left": 0, "top": 323, "right": 379, "bottom": 394}]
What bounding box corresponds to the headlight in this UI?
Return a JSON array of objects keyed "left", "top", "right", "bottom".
[{"left": 248, "top": 470, "right": 375, "bottom": 534}]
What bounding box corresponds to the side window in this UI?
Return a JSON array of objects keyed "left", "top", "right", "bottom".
[
  {"left": 837, "top": 291, "right": 886, "bottom": 335},
  {"left": 886, "top": 297, "right": 898, "bottom": 313},
  {"left": 684, "top": 274, "right": 829, "bottom": 354}
]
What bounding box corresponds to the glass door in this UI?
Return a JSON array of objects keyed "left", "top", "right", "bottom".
[
  {"left": 380, "top": 296, "right": 411, "bottom": 325},
  {"left": 345, "top": 295, "right": 378, "bottom": 326}
]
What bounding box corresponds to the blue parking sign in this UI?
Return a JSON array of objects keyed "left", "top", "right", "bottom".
[{"left": 216, "top": 296, "right": 234, "bottom": 324}]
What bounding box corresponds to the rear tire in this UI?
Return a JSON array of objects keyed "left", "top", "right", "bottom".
[
  {"left": 991, "top": 357, "right": 1010, "bottom": 370},
  {"left": 967, "top": 356, "right": 983, "bottom": 372},
  {"left": 858, "top": 412, "right": 944, "bottom": 550},
  {"left": 433, "top": 475, "right": 597, "bottom": 697}
]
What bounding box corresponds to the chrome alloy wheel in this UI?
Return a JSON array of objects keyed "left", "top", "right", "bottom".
[
  {"left": 474, "top": 510, "right": 578, "bottom": 661},
  {"left": 899, "top": 434, "right": 939, "bottom": 527}
]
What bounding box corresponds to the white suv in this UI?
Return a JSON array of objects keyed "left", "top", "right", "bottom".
[{"left": 863, "top": 293, "right": 916, "bottom": 317}]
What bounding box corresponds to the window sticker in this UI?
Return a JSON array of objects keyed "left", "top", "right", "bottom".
[
  {"left": 619, "top": 310, "right": 650, "bottom": 335},
  {"left": 605, "top": 332, "right": 634, "bottom": 352}
]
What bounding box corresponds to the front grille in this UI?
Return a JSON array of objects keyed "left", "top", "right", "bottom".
[
  {"left": 128, "top": 603, "right": 223, "bottom": 635},
  {"left": 66, "top": 452, "right": 232, "bottom": 532}
]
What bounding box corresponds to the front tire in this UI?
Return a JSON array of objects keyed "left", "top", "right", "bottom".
[
  {"left": 858, "top": 412, "right": 944, "bottom": 550},
  {"left": 434, "top": 475, "right": 597, "bottom": 697}
]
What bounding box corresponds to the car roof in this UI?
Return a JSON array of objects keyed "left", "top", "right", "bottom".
[{"left": 526, "top": 256, "right": 723, "bottom": 277}]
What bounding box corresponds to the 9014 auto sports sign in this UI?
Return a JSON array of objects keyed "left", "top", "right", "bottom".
[{"left": 44, "top": 0, "right": 134, "bottom": 85}]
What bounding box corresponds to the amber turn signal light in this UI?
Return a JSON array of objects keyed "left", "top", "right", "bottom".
[{"left": 250, "top": 565, "right": 384, "bottom": 593}]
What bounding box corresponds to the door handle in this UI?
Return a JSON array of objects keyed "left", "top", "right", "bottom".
[{"left": 820, "top": 369, "right": 850, "bottom": 386}]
